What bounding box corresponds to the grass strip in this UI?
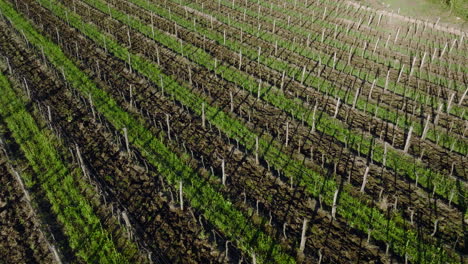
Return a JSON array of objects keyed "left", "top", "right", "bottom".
[
  {"left": 0, "top": 64, "right": 125, "bottom": 262},
  {"left": 94, "top": 0, "right": 465, "bottom": 205},
  {"left": 259, "top": 0, "right": 467, "bottom": 70},
  {"left": 141, "top": 0, "right": 466, "bottom": 154},
  {"left": 41, "top": 0, "right": 458, "bottom": 262},
  {"left": 181, "top": 0, "right": 468, "bottom": 122},
  {"left": 192, "top": 0, "right": 468, "bottom": 115},
  {"left": 1, "top": 0, "right": 295, "bottom": 262},
  {"left": 236, "top": 0, "right": 468, "bottom": 81},
  {"left": 290, "top": 0, "right": 468, "bottom": 58}
]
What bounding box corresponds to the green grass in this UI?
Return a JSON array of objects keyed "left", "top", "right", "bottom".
[
  {"left": 104, "top": 0, "right": 465, "bottom": 205},
  {"left": 1, "top": 0, "right": 295, "bottom": 262},
  {"left": 218, "top": 0, "right": 467, "bottom": 79},
  {"left": 0, "top": 62, "right": 126, "bottom": 263},
  {"left": 37, "top": 0, "right": 460, "bottom": 262},
  {"left": 161, "top": 0, "right": 466, "bottom": 152},
  {"left": 383, "top": 0, "right": 468, "bottom": 21}
]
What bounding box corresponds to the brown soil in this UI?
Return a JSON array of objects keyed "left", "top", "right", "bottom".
[
  {"left": 135, "top": 0, "right": 467, "bottom": 160},
  {"left": 8, "top": 0, "right": 399, "bottom": 262},
  {"left": 54, "top": 0, "right": 465, "bottom": 256},
  {"left": 0, "top": 156, "right": 58, "bottom": 264},
  {"left": 0, "top": 17, "right": 232, "bottom": 264},
  {"left": 5, "top": 0, "right": 465, "bottom": 262}
]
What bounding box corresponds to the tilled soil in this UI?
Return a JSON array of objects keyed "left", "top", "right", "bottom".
[
  {"left": 8, "top": 0, "right": 399, "bottom": 262},
  {"left": 198, "top": 0, "right": 466, "bottom": 85},
  {"left": 49, "top": 0, "right": 465, "bottom": 256},
  {"left": 115, "top": 0, "right": 467, "bottom": 172},
  {"left": 3, "top": 0, "right": 465, "bottom": 262},
  {"left": 0, "top": 18, "right": 231, "bottom": 264},
  {"left": 0, "top": 151, "right": 57, "bottom": 264}
]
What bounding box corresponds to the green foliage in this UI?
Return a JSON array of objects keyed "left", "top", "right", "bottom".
[
  {"left": 3, "top": 0, "right": 462, "bottom": 262},
  {"left": 123, "top": 0, "right": 464, "bottom": 204},
  {"left": 40, "top": 0, "right": 459, "bottom": 262},
  {"left": 5, "top": 0, "right": 295, "bottom": 262},
  {"left": 0, "top": 65, "right": 125, "bottom": 262},
  {"left": 439, "top": 0, "right": 468, "bottom": 19}
]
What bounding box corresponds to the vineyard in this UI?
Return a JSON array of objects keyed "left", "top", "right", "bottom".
[{"left": 0, "top": 0, "right": 466, "bottom": 263}]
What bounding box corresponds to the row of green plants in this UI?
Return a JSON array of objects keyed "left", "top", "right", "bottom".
[
  {"left": 269, "top": 0, "right": 467, "bottom": 61},
  {"left": 0, "top": 50, "right": 126, "bottom": 263},
  {"left": 7, "top": 0, "right": 294, "bottom": 262},
  {"left": 2, "top": 22, "right": 150, "bottom": 262},
  {"left": 202, "top": 0, "right": 467, "bottom": 91},
  {"left": 326, "top": 0, "right": 468, "bottom": 46},
  {"left": 163, "top": 0, "right": 466, "bottom": 153},
  {"left": 44, "top": 0, "right": 458, "bottom": 261},
  {"left": 76, "top": 0, "right": 465, "bottom": 246},
  {"left": 281, "top": 0, "right": 466, "bottom": 68},
  {"left": 270, "top": 0, "right": 467, "bottom": 95},
  {"left": 204, "top": 0, "right": 468, "bottom": 108},
  {"left": 112, "top": 0, "right": 465, "bottom": 204}
]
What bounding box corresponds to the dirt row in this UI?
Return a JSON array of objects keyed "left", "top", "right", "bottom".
[
  {"left": 68, "top": 0, "right": 465, "bottom": 251},
  {"left": 189, "top": 0, "right": 467, "bottom": 108},
  {"left": 0, "top": 23, "right": 157, "bottom": 264},
  {"left": 189, "top": 0, "right": 467, "bottom": 95},
  {"left": 235, "top": 0, "right": 467, "bottom": 70},
  {"left": 334, "top": 0, "right": 467, "bottom": 54},
  {"left": 52, "top": 0, "right": 464, "bottom": 256},
  {"left": 0, "top": 110, "right": 82, "bottom": 263},
  {"left": 14, "top": 0, "right": 404, "bottom": 262},
  {"left": 106, "top": 0, "right": 466, "bottom": 180},
  {"left": 0, "top": 150, "right": 58, "bottom": 264},
  {"left": 142, "top": 0, "right": 467, "bottom": 149},
  {"left": 0, "top": 14, "right": 235, "bottom": 264}
]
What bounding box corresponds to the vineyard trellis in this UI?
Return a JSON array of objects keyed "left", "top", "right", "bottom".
[{"left": 0, "top": 0, "right": 465, "bottom": 263}]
